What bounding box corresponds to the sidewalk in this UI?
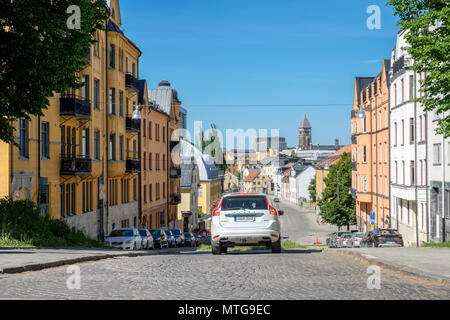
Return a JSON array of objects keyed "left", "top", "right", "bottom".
[
  {"left": 0, "top": 247, "right": 192, "bottom": 274},
  {"left": 330, "top": 247, "right": 450, "bottom": 285}
]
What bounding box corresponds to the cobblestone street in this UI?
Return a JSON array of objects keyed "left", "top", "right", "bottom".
[{"left": 1, "top": 249, "right": 449, "bottom": 300}]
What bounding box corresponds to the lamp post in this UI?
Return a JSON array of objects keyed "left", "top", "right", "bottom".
[{"left": 133, "top": 105, "right": 142, "bottom": 227}]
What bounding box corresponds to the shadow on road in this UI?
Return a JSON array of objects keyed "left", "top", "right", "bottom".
[{"left": 177, "top": 248, "right": 323, "bottom": 255}]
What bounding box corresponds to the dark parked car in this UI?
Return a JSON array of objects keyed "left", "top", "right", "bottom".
[
  {"left": 193, "top": 234, "right": 199, "bottom": 246},
  {"left": 362, "top": 228, "right": 404, "bottom": 247},
  {"left": 164, "top": 230, "right": 176, "bottom": 248},
  {"left": 151, "top": 229, "right": 169, "bottom": 249},
  {"left": 171, "top": 229, "right": 185, "bottom": 247},
  {"left": 183, "top": 232, "right": 197, "bottom": 247}
]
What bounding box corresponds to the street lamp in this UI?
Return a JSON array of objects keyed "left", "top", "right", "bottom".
[{"left": 357, "top": 107, "right": 366, "bottom": 119}]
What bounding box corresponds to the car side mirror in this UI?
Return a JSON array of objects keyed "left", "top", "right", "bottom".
[{"left": 278, "top": 210, "right": 284, "bottom": 216}]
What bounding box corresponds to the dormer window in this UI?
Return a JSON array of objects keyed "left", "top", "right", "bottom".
[{"left": 111, "top": 9, "right": 115, "bottom": 19}]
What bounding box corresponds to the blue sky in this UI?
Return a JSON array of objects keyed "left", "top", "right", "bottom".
[{"left": 120, "top": 0, "right": 400, "bottom": 148}]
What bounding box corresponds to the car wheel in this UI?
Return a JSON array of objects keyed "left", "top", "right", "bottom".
[
  {"left": 133, "top": 242, "right": 137, "bottom": 251},
  {"left": 372, "top": 242, "right": 375, "bottom": 248},
  {"left": 220, "top": 245, "right": 227, "bottom": 254},
  {"left": 212, "top": 244, "right": 221, "bottom": 255},
  {"left": 272, "top": 238, "right": 281, "bottom": 253}
]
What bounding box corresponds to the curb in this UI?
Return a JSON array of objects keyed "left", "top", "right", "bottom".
[
  {"left": 327, "top": 249, "right": 450, "bottom": 286},
  {"left": 0, "top": 249, "right": 187, "bottom": 275}
]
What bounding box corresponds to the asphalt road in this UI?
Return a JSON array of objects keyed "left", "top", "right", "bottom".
[{"left": 274, "top": 198, "right": 337, "bottom": 245}]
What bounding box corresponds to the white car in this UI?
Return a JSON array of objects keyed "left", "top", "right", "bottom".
[
  {"left": 138, "top": 229, "right": 154, "bottom": 249},
  {"left": 106, "top": 228, "right": 143, "bottom": 250},
  {"left": 210, "top": 193, "right": 284, "bottom": 254}
]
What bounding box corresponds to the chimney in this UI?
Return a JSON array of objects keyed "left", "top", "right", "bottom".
[{"left": 335, "top": 139, "right": 339, "bottom": 150}]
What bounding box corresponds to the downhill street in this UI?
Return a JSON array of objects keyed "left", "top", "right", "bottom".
[{"left": 0, "top": 200, "right": 449, "bottom": 299}]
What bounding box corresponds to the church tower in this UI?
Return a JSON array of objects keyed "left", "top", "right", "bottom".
[{"left": 298, "top": 114, "right": 312, "bottom": 150}]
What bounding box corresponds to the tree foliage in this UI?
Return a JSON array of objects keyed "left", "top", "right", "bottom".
[
  {"left": 388, "top": 0, "right": 450, "bottom": 137},
  {"left": 0, "top": 0, "right": 109, "bottom": 144},
  {"left": 308, "top": 177, "right": 316, "bottom": 202},
  {"left": 318, "top": 153, "right": 356, "bottom": 228},
  {"left": 196, "top": 123, "right": 227, "bottom": 171}
]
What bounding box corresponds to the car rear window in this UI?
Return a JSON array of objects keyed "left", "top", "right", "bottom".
[
  {"left": 380, "top": 229, "right": 399, "bottom": 235},
  {"left": 221, "top": 196, "right": 268, "bottom": 210},
  {"left": 109, "top": 229, "right": 133, "bottom": 237},
  {"left": 171, "top": 229, "right": 181, "bottom": 235}
]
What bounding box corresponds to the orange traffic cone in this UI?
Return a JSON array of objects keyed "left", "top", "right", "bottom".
[{"left": 314, "top": 236, "right": 319, "bottom": 245}]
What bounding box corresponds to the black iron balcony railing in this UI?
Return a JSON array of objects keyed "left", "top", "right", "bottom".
[
  {"left": 125, "top": 73, "right": 139, "bottom": 92},
  {"left": 351, "top": 134, "right": 357, "bottom": 145},
  {"left": 170, "top": 193, "right": 181, "bottom": 205},
  {"left": 60, "top": 95, "right": 91, "bottom": 119},
  {"left": 352, "top": 161, "right": 357, "bottom": 171},
  {"left": 170, "top": 167, "right": 181, "bottom": 178},
  {"left": 60, "top": 155, "right": 92, "bottom": 175},
  {"left": 126, "top": 117, "right": 141, "bottom": 132},
  {"left": 126, "top": 159, "right": 140, "bottom": 173}
]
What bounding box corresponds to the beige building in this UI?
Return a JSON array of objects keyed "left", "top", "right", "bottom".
[{"left": 177, "top": 161, "right": 200, "bottom": 232}]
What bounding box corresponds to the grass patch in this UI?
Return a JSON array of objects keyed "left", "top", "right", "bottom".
[
  {"left": 0, "top": 198, "right": 106, "bottom": 248},
  {"left": 423, "top": 242, "right": 450, "bottom": 248},
  {"left": 197, "top": 240, "right": 307, "bottom": 252}
]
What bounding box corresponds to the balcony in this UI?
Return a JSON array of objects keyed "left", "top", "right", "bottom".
[
  {"left": 125, "top": 73, "right": 139, "bottom": 92},
  {"left": 170, "top": 193, "right": 181, "bottom": 205},
  {"left": 352, "top": 162, "right": 357, "bottom": 171},
  {"left": 126, "top": 159, "right": 140, "bottom": 173},
  {"left": 60, "top": 95, "right": 91, "bottom": 119},
  {"left": 170, "top": 167, "right": 181, "bottom": 178},
  {"left": 126, "top": 117, "right": 141, "bottom": 132},
  {"left": 351, "top": 134, "right": 357, "bottom": 144},
  {"left": 60, "top": 155, "right": 92, "bottom": 175}
]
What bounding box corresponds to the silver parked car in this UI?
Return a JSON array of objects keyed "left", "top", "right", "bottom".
[
  {"left": 211, "top": 193, "right": 284, "bottom": 254},
  {"left": 106, "top": 228, "right": 142, "bottom": 250},
  {"left": 349, "top": 233, "right": 364, "bottom": 248},
  {"left": 338, "top": 233, "right": 352, "bottom": 248},
  {"left": 138, "top": 229, "right": 154, "bottom": 249}
]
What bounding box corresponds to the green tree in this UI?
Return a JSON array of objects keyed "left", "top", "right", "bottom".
[
  {"left": 308, "top": 177, "right": 316, "bottom": 202},
  {"left": 290, "top": 150, "right": 298, "bottom": 159},
  {"left": 387, "top": 0, "right": 450, "bottom": 136},
  {"left": 318, "top": 153, "right": 356, "bottom": 229},
  {"left": 0, "top": 0, "right": 109, "bottom": 144}
]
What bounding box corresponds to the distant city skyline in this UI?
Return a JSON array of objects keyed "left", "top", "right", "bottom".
[{"left": 120, "top": 0, "right": 400, "bottom": 147}]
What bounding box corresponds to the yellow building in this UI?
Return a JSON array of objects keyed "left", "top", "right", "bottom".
[
  {"left": 0, "top": 0, "right": 143, "bottom": 239},
  {"left": 177, "top": 161, "right": 200, "bottom": 232}
]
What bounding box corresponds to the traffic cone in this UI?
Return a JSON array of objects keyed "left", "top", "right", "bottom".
[{"left": 314, "top": 236, "right": 319, "bottom": 245}]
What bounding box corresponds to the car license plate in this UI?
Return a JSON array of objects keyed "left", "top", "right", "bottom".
[{"left": 235, "top": 216, "right": 254, "bottom": 222}]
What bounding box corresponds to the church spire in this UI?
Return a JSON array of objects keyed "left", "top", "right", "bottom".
[
  {"left": 299, "top": 114, "right": 311, "bottom": 128},
  {"left": 298, "top": 114, "right": 312, "bottom": 149}
]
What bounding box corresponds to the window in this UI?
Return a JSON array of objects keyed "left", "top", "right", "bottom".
[
  {"left": 94, "top": 32, "right": 100, "bottom": 57},
  {"left": 109, "top": 44, "right": 115, "bottom": 69},
  {"left": 144, "top": 185, "right": 147, "bottom": 203},
  {"left": 133, "top": 178, "right": 136, "bottom": 201},
  {"left": 163, "top": 154, "right": 166, "bottom": 170},
  {"left": 363, "top": 146, "right": 367, "bottom": 163},
  {"left": 143, "top": 120, "right": 146, "bottom": 137},
  {"left": 394, "top": 122, "right": 397, "bottom": 146},
  {"left": 19, "top": 118, "right": 28, "bottom": 158},
  {"left": 410, "top": 118, "right": 414, "bottom": 144},
  {"left": 401, "top": 120, "right": 405, "bottom": 145},
  {"left": 163, "top": 126, "right": 166, "bottom": 142},
  {"left": 163, "top": 182, "right": 166, "bottom": 199},
  {"left": 394, "top": 84, "right": 397, "bottom": 106},
  {"left": 94, "top": 79, "right": 100, "bottom": 109},
  {"left": 143, "top": 152, "right": 146, "bottom": 170},
  {"left": 109, "top": 134, "right": 116, "bottom": 160},
  {"left": 82, "top": 128, "right": 89, "bottom": 157},
  {"left": 402, "top": 161, "right": 405, "bottom": 185},
  {"left": 41, "top": 122, "right": 49, "bottom": 159},
  {"left": 433, "top": 144, "right": 441, "bottom": 165},
  {"left": 119, "top": 49, "right": 123, "bottom": 72},
  {"left": 410, "top": 161, "right": 415, "bottom": 186},
  {"left": 419, "top": 116, "right": 423, "bottom": 141},
  {"left": 94, "top": 130, "right": 100, "bottom": 160},
  {"left": 109, "top": 88, "right": 116, "bottom": 115},
  {"left": 133, "top": 140, "right": 136, "bottom": 160},
  {"left": 409, "top": 75, "right": 414, "bottom": 101},
  {"left": 149, "top": 184, "right": 152, "bottom": 202},
  {"left": 82, "top": 75, "right": 89, "bottom": 100},
  {"left": 362, "top": 176, "right": 367, "bottom": 192},
  {"left": 119, "top": 91, "right": 123, "bottom": 116},
  {"left": 149, "top": 152, "right": 152, "bottom": 170},
  {"left": 395, "top": 161, "right": 398, "bottom": 183},
  {"left": 119, "top": 135, "right": 124, "bottom": 160},
  {"left": 149, "top": 121, "right": 152, "bottom": 139},
  {"left": 132, "top": 63, "right": 136, "bottom": 77},
  {"left": 401, "top": 78, "right": 404, "bottom": 104}
]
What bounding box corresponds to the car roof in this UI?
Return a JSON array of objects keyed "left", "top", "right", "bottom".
[{"left": 222, "top": 192, "right": 267, "bottom": 198}]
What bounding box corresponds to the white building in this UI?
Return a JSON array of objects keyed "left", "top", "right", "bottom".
[
  {"left": 389, "top": 29, "right": 429, "bottom": 246},
  {"left": 288, "top": 164, "right": 316, "bottom": 204}
]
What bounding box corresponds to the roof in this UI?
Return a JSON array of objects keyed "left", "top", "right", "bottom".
[
  {"left": 178, "top": 139, "right": 219, "bottom": 181},
  {"left": 148, "top": 81, "right": 173, "bottom": 115},
  {"left": 106, "top": 20, "right": 141, "bottom": 54},
  {"left": 299, "top": 114, "right": 311, "bottom": 128},
  {"left": 314, "top": 145, "right": 352, "bottom": 169},
  {"left": 245, "top": 169, "right": 261, "bottom": 182},
  {"left": 355, "top": 77, "right": 375, "bottom": 105}
]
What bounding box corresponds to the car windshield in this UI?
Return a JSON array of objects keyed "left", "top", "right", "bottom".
[
  {"left": 152, "top": 230, "right": 160, "bottom": 236},
  {"left": 353, "top": 233, "right": 363, "bottom": 237},
  {"left": 171, "top": 230, "right": 181, "bottom": 236},
  {"left": 109, "top": 229, "right": 133, "bottom": 237},
  {"left": 221, "top": 196, "right": 268, "bottom": 210},
  {"left": 184, "top": 233, "right": 191, "bottom": 238},
  {"left": 139, "top": 230, "right": 147, "bottom": 236}
]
